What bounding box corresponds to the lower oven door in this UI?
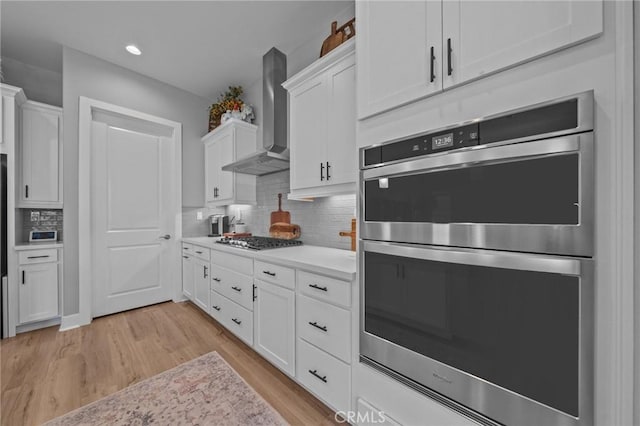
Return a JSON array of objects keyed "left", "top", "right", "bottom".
[
  {"left": 360, "top": 132, "right": 593, "bottom": 257},
  {"left": 360, "top": 240, "right": 593, "bottom": 426}
]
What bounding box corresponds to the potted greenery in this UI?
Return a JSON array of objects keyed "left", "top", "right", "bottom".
[{"left": 208, "top": 85, "right": 245, "bottom": 132}]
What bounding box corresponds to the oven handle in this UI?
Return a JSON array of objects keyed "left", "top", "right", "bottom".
[
  {"left": 362, "top": 240, "right": 584, "bottom": 276},
  {"left": 362, "top": 133, "right": 584, "bottom": 180}
]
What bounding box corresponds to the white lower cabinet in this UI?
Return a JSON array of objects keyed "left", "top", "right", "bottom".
[
  {"left": 17, "top": 247, "right": 61, "bottom": 325},
  {"left": 297, "top": 294, "right": 350, "bottom": 363},
  {"left": 193, "top": 257, "right": 210, "bottom": 313},
  {"left": 181, "top": 249, "right": 194, "bottom": 300},
  {"left": 254, "top": 278, "right": 295, "bottom": 376},
  {"left": 18, "top": 262, "right": 58, "bottom": 324},
  {"left": 297, "top": 338, "right": 350, "bottom": 414}
]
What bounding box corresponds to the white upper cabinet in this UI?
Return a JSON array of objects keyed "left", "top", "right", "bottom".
[
  {"left": 284, "top": 39, "right": 356, "bottom": 199},
  {"left": 356, "top": 1, "right": 442, "bottom": 119},
  {"left": 442, "top": 0, "right": 604, "bottom": 88},
  {"left": 18, "top": 101, "right": 63, "bottom": 208},
  {"left": 357, "top": 0, "right": 603, "bottom": 118},
  {"left": 202, "top": 119, "right": 257, "bottom": 207}
]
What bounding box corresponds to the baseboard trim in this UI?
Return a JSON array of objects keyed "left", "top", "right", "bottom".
[
  {"left": 17, "top": 317, "right": 61, "bottom": 334},
  {"left": 59, "top": 313, "right": 83, "bottom": 331}
]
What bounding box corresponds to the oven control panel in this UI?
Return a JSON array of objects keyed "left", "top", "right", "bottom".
[{"left": 363, "top": 124, "right": 479, "bottom": 166}]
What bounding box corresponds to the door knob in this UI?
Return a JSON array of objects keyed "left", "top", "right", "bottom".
[{"left": 159, "top": 234, "right": 171, "bottom": 240}]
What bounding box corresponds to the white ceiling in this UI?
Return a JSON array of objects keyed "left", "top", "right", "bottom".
[{"left": 0, "top": 1, "right": 352, "bottom": 99}]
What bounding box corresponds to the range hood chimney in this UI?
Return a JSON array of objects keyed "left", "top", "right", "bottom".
[{"left": 222, "top": 47, "right": 289, "bottom": 176}]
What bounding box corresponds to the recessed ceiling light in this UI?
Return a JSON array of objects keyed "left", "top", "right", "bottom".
[{"left": 126, "top": 44, "right": 142, "bottom": 56}]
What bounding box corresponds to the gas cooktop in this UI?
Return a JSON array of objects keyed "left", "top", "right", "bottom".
[{"left": 216, "top": 236, "right": 303, "bottom": 250}]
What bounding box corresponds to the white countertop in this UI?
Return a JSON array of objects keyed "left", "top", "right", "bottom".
[
  {"left": 15, "top": 242, "right": 64, "bottom": 251},
  {"left": 182, "top": 237, "right": 356, "bottom": 281}
]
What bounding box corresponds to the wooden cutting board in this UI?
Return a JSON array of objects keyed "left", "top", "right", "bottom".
[
  {"left": 269, "top": 222, "right": 301, "bottom": 240},
  {"left": 270, "top": 193, "right": 290, "bottom": 225}
]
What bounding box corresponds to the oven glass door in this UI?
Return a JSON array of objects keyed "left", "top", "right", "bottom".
[
  {"left": 360, "top": 241, "right": 592, "bottom": 425},
  {"left": 360, "top": 133, "right": 593, "bottom": 256}
]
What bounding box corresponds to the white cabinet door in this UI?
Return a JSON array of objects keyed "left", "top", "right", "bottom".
[
  {"left": 19, "top": 262, "right": 59, "bottom": 323},
  {"left": 193, "top": 258, "right": 210, "bottom": 313},
  {"left": 19, "top": 102, "right": 63, "bottom": 207},
  {"left": 442, "top": 0, "right": 603, "bottom": 88},
  {"left": 216, "top": 131, "right": 235, "bottom": 202},
  {"left": 202, "top": 120, "right": 257, "bottom": 207},
  {"left": 182, "top": 254, "right": 194, "bottom": 300},
  {"left": 204, "top": 141, "right": 219, "bottom": 205},
  {"left": 326, "top": 58, "right": 357, "bottom": 187},
  {"left": 254, "top": 279, "right": 295, "bottom": 376},
  {"left": 356, "top": 1, "right": 442, "bottom": 119},
  {"left": 289, "top": 74, "right": 327, "bottom": 191}
]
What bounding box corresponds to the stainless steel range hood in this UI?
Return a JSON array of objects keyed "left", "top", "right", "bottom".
[{"left": 222, "top": 47, "right": 288, "bottom": 176}]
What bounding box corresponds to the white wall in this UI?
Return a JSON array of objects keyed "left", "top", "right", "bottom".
[
  {"left": 634, "top": 3, "right": 639, "bottom": 424},
  {"left": 62, "top": 47, "right": 210, "bottom": 315},
  {"left": 0, "top": 56, "right": 62, "bottom": 106}
]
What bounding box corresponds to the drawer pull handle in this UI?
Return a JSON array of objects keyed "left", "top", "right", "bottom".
[
  {"left": 262, "top": 270, "right": 276, "bottom": 277},
  {"left": 308, "top": 369, "right": 327, "bottom": 383},
  {"left": 195, "top": 250, "right": 203, "bottom": 254},
  {"left": 212, "top": 305, "right": 221, "bottom": 311},
  {"left": 213, "top": 277, "right": 221, "bottom": 282},
  {"left": 183, "top": 247, "right": 190, "bottom": 250},
  {"left": 182, "top": 255, "right": 189, "bottom": 259},
  {"left": 27, "top": 255, "right": 50, "bottom": 259},
  {"left": 309, "top": 283, "right": 328, "bottom": 292},
  {"left": 309, "top": 321, "right": 327, "bottom": 332},
  {"left": 231, "top": 318, "right": 242, "bottom": 325},
  {"left": 231, "top": 286, "right": 242, "bottom": 292}
]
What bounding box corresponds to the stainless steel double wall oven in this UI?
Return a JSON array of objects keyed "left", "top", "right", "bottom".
[{"left": 359, "top": 91, "right": 594, "bottom": 426}]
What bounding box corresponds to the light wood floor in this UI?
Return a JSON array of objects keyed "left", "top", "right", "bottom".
[{"left": 1, "top": 301, "right": 341, "bottom": 426}]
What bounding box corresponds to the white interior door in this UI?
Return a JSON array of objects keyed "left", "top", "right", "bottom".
[{"left": 91, "top": 113, "right": 176, "bottom": 317}]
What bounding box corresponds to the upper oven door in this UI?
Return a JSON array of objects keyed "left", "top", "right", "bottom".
[{"left": 360, "top": 132, "right": 593, "bottom": 256}]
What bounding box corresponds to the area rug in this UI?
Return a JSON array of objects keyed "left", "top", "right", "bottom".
[{"left": 45, "top": 351, "right": 288, "bottom": 426}]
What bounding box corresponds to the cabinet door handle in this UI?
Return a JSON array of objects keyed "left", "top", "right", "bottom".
[
  {"left": 253, "top": 284, "right": 257, "bottom": 301},
  {"left": 309, "top": 283, "right": 328, "bottom": 292},
  {"left": 22, "top": 271, "right": 25, "bottom": 285},
  {"left": 203, "top": 266, "right": 208, "bottom": 279},
  {"left": 262, "top": 270, "right": 276, "bottom": 277},
  {"left": 212, "top": 305, "right": 221, "bottom": 311},
  {"left": 195, "top": 250, "right": 203, "bottom": 254},
  {"left": 447, "top": 38, "right": 453, "bottom": 76},
  {"left": 326, "top": 161, "right": 331, "bottom": 180},
  {"left": 231, "top": 286, "right": 242, "bottom": 292},
  {"left": 25, "top": 185, "right": 29, "bottom": 199},
  {"left": 231, "top": 318, "right": 242, "bottom": 325},
  {"left": 212, "top": 277, "right": 221, "bottom": 282},
  {"left": 27, "top": 255, "right": 50, "bottom": 259},
  {"left": 430, "top": 46, "right": 436, "bottom": 83},
  {"left": 320, "top": 163, "right": 324, "bottom": 181},
  {"left": 308, "top": 321, "right": 328, "bottom": 332},
  {"left": 182, "top": 255, "right": 189, "bottom": 259},
  {"left": 308, "top": 369, "right": 327, "bottom": 383}
]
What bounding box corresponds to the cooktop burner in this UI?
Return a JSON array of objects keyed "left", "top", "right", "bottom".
[{"left": 216, "top": 236, "right": 303, "bottom": 250}]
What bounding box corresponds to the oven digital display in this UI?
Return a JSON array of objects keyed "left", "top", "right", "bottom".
[{"left": 432, "top": 133, "right": 454, "bottom": 150}]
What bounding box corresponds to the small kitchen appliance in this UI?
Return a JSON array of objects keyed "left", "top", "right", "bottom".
[{"left": 209, "top": 214, "right": 230, "bottom": 237}]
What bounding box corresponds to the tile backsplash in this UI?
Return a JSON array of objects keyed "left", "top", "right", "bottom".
[
  {"left": 226, "top": 170, "right": 356, "bottom": 251},
  {"left": 21, "top": 209, "right": 63, "bottom": 241}
]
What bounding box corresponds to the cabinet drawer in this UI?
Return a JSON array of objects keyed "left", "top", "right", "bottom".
[
  {"left": 225, "top": 298, "right": 254, "bottom": 346},
  {"left": 210, "top": 290, "right": 227, "bottom": 325},
  {"left": 298, "top": 270, "right": 351, "bottom": 308},
  {"left": 191, "top": 245, "right": 210, "bottom": 262},
  {"left": 297, "top": 338, "right": 350, "bottom": 414},
  {"left": 211, "top": 264, "right": 254, "bottom": 311},
  {"left": 18, "top": 249, "right": 58, "bottom": 265},
  {"left": 297, "top": 294, "right": 351, "bottom": 363},
  {"left": 254, "top": 261, "right": 295, "bottom": 290},
  {"left": 182, "top": 243, "right": 193, "bottom": 253},
  {"left": 211, "top": 250, "right": 253, "bottom": 275}
]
